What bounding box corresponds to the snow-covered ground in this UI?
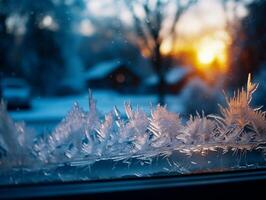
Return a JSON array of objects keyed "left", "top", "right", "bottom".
[{"left": 9, "top": 90, "right": 184, "bottom": 132}]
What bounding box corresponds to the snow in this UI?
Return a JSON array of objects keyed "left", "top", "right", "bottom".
[
  {"left": 1, "top": 78, "right": 31, "bottom": 101},
  {"left": 9, "top": 90, "right": 184, "bottom": 123},
  {"left": 84, "top": 60, "right": 122, "bottom": 80},
  {"left": 2, "top": 88, "right": 29, "bottom": 100},
  {"left": 144, "top": 67, "right": 190, "bottom": 85},
  {"left": 166, "top": 67, "right": 190, "bottom": 84}
]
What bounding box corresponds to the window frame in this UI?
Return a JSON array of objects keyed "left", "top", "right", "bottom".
[{"left": 1, "top": 168, "right": 266, "bottom": 199}]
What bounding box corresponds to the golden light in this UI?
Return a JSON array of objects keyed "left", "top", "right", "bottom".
[
  {"left": 195, "top": 33, "right": 229, "bottom": 72},
  {"left": 197, "top": 47, "right": 216, "bottom": 65},
  {"left": 156, "top": 29, "right": 230, "bottom": 77},
  {"left": 160, "top": 37, "right": 173, "bottom": 55}
]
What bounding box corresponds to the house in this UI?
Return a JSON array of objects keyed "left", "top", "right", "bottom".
[
  {"left": 84, "top": 60, "right": 141, "bottom": 93},
  {"left": 144, "top": 66, "right": 194, "bottom": 94}
]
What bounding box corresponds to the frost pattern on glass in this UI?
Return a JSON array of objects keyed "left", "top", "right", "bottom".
[{"left": 0, "top": 74, "right": 266, "bottom": 184}]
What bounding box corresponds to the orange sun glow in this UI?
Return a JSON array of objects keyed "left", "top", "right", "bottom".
[{"left": 195, "top": 33, "right": 229, "bottom": 73}]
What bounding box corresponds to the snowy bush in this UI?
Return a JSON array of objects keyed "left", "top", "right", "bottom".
[
  {"left": 180, "top": 78, "right": 224, "bottom": 115},
  {"left": 0, "top": 74, "right": 266, "bottom": 184}
]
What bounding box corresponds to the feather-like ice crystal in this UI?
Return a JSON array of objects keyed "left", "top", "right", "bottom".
[{"left": 0, "top": 74, "right": 266, "bottom": 184}]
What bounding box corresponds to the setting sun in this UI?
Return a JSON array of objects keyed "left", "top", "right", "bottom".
[
  {"left": 195, "top": 33, "right": 229, "bottom": 72},
  {"left": 197, "top": 47, "right": 216, "bottom": 65}
]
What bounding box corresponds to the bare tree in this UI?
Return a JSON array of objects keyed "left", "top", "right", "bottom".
[{"left": 122, "top": 0, "right": 197, "bottom": 104}]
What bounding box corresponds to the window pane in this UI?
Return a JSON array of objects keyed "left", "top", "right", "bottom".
[{"left": 0, "top": 0, "right": 266, "bottom": 185}]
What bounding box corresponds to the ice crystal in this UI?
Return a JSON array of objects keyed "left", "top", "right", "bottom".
[
  {"left": 214, "top": 74, "right": 266, "bottom": 144},
  {"left": 0, "top": 101, "right": 35, "bottom": 168},
  {"left": 182, "top": 113, "right": 217, "bottom": 145},
  {"left": 0, "top": 74, "right": 266, "bottom": 184},
  {"left": 34, "top": 90, "right": 100, "bottom": 163},
  {"left": 149, "top": 105, "right": 182, "bottom": 147}
]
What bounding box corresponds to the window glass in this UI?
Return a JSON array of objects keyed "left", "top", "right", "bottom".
[{"left": 0, "top": 0, "right": 266, "bottom": 185}]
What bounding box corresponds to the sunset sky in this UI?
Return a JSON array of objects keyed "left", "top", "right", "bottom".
[
  {"left": 80, "top": 0, "right": 249, "bottom": 73},
  {"left": 84, "top": 0, "right": 247, "bottom": 36}
]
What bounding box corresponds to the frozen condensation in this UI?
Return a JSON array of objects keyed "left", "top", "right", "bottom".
[{"left": 0, "top": 74, "right": 266, "bottom": 184}]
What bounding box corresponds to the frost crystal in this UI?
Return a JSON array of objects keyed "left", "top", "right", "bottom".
[
  {"left": 0, "top": 100, "right": 36, "bottom": 168},
  {"left": 0, "top": 74, "right": 266, "bottom": 184},
  {"left": 149, "top": 106, "right": 182, "bottom": 147}
]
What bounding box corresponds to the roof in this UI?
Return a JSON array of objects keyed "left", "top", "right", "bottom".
[
  {"left": 84, "top": 60, "right": 123, "bottom": 80},
  {"left": 144, "top": 67, "right": 190, "bottom": 85}
]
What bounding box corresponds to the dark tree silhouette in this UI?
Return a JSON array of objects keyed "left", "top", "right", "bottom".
[
  {"left": 122, "top": 0, "right": 197, "bottom": 104},
  {"left": 1, "top": 0, "right": 86, "bottom": 95}
]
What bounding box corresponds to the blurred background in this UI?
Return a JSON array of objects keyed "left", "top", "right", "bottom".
[{"left": 0, "top": 0, "right": 265, "bottom": 132}]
